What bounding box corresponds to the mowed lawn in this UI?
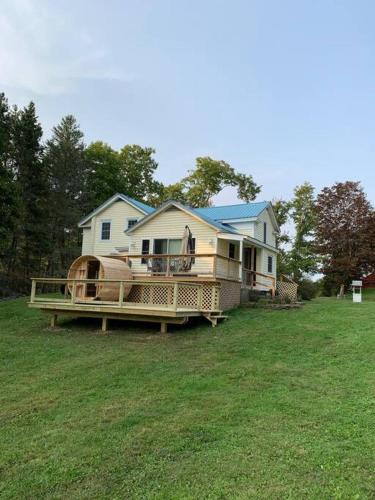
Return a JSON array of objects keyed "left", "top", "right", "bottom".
[{"left": 0, "top": 297, "right": 374, "bottom": 499}]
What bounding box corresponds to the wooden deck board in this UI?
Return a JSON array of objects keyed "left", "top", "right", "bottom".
[{"left": 28, "top": 301, "right": 209, "bottom": 318}]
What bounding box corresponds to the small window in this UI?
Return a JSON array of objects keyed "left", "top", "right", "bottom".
[
  {"left": 229, "top": 243, "right": 236, "bottom": 259},
  {"left": 141, "top": 239, "right": 150, "bottom": 264},
  {"left": 127, "top": 218, "right": 138, "bottom": 229},
  {"left": 263, "top": 222, "right": 267, "bottom": 244},
  {"left": 101, "top": 221, "right": 111, "bottom": 240},
  {"left": 267, "top": 255, "right": 273, "bottom": 273}
]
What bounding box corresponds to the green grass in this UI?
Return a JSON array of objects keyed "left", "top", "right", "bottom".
[{"left": 1, "top": 298, "right": 374, "bottom": 499}]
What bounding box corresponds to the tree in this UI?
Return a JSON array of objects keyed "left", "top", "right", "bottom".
[
  {"left": 11, "top": 102, "right": 49, "bottom": 278},
  {"left": 84, "top": 141, "right": 121, "bottom": 211},
  {"left": 0, "top": 93, "right": 18, "bottom": 260},
  {"left": 117, "top": 145, "right": 163, "bottom": 202},
  {"left": 44, "top": 115, "right": 87, "bottom": 274},
  {"left": 315, "top": 181, "right": 375, "bottom": 291},
  {"left": 160, "top": 156, "right": 260, "bottom": 207},
  {"left": 288, "top": 182, "right": 318, "bottom": 280},
  {"left": 272, "top": 199, "right": 291, "bottom": 276}
]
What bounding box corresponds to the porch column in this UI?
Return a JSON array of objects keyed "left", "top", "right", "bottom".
[{"left": 239, "top": 239, "right": 243, "bottom": 282}]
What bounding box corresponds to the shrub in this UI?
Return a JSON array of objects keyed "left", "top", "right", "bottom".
[{"left": 298, "top": 278, "right": 318, "bottom": 301}]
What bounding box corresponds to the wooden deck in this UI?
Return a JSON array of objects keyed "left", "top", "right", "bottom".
[{"left": 29, "top": 278, "right": 226, "bottom": 331}]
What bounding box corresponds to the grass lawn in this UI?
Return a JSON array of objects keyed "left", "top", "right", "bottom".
[{"left": 0, "top": 297, "right": 374, "bottom": 499}]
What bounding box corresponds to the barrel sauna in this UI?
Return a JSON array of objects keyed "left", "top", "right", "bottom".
[{"left": 67, "top": 255, "right": 132, "bottom": 301}]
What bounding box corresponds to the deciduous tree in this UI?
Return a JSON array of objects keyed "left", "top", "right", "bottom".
[
  {"left": 161, "top": 156, "right": 260, "bottom": 207},
  {"left": 315, "top": 181, "right": 375, "bottom": 291}
]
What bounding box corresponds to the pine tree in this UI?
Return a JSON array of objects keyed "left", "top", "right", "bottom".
[
  {"left": 11, "top": 102, "right": 50, "bottom": 278},
  {"left": 44, "top": 115, "right": 87, "bottom": 274},
  {"left": 0, "top": 93, "right": 18, "bottom": 262}
]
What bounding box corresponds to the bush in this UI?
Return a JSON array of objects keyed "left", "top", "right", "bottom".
[{"left": 298, "top": 278, "right": 318, "bottom": 301}]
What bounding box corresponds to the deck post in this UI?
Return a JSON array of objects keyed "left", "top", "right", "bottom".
[
  {"left": 30, "top": 280, "right": 36, "bottom": 303},
  {"left": 197, "top": 285, "right": 203, "bottom": 311},
  {"left": 119, "top": 281, "right": 124, "bottom": 307},
  {"left": 173, "top": 283, "right": 178, "bottom": 311},
  {"left": 71, "top": 282, "right": 77, "bottom": 304},
  {"left": 166, "top": 256, "right": 171, "bottom": 277},
  {"left": 160, "top": 322, "right": 167, "bottom": 334},
  {"left": 50, "top": 314, "right": 57, "bottom": 328},
  {"left": 102, "top": 317, "right": 108, "bottom": 333}
]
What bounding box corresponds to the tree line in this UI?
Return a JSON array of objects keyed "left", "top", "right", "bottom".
[
  {"left": 0, "top": 93, "right": 260, "bottom": 292},
  {"left": 274, "top": 181, "right": 375, "bottom": 296},
  {"left": 1, "top": 93, "right": 374, "bottom": 297}
]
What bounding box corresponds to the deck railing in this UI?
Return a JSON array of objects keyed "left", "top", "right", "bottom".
[
  {"left": 242, "top": 268, "right": 276, "bottom": 297},
  {"left": 30, "top": 278, "right": 221, "bottom": 312},
  {"left": 119, "top": 253, "right": 241, "bottom": 281}
]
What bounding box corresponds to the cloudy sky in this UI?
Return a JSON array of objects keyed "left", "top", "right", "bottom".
[{"left": 1, "top": 0, "right": 374, "bottom": 204}]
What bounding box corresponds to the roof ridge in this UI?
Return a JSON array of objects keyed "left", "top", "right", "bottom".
[{"left": 197, "top": 200, "right": 269, "bottom": 210}]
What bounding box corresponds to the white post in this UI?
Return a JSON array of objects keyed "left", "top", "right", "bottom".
[{"left": 239, "top": 239, "right": 243, "bottom": 282}]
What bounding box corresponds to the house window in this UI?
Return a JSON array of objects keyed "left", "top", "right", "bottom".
[
  {"left": 127, "top": 218, "right": 138, "bottom": 229},
  {"left": 267, "top": 255, "right": 273, "bottom": 273},
  {"left": 263, "top": 222, "right": 267, "bottom": 244},
  {"left": 229, "top": 243, "right": 236, "bottom": 259},
  {"left": 101, "top": 221, "right": 111, "bottom": 240},
  {"left": 141, "top": 239, "right": 150, "bottom": 264}
]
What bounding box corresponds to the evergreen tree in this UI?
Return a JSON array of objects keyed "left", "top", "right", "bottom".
[
  {"left": 0, "top": 93, "right": 18, "bottom": 261},
  {"left": 11, "top": 102, "right": 49, "bottom": 278},
  {"left": 44, "top": 115, "right": 87, "bottom": 273}
]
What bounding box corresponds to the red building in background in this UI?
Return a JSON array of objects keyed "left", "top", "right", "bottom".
[{"left": 362, "top": 272, "right": 375, "bottom": 288}]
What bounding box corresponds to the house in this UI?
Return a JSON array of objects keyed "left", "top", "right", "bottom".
[
  {"left": 362, "top": 272, "right": 375, "bottom": 288},
  {"left": 30, "top": 193, "right": 281, "bottom": 330},
  {"left": 78, "top": 194, "right": 279, "bottom": 300}
]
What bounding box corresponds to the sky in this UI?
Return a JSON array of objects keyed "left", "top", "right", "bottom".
[{"left": 1, "top": 0, "right": 374, "bottom": 205}]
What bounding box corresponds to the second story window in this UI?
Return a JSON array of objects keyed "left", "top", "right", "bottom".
[
  {"left": 127, "top": 218, "right": 138, "bottom": 229},
  {"left": 263, "top": 222, "right": 267, "bottom": 244},
  {"left": 101, "top": 221, "right": 111, "bottom": 240}
]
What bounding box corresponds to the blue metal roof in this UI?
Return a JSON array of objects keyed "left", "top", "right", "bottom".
[
  {"left": 195, "top": 201, "right": 269, "bottom": 221},
  {"left": 190, "top": 209, "right": 240, "bottom": 234},
  {"left": 121, "top": 194, "right": 155, "bottom": 214}
]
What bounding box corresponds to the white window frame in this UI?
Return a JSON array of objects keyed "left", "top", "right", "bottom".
[
  {"left": 100, "top": 219, "right": 112, "bottom": 241},
  {"left": 126, "top": 217, "right": 139, "bottom": 230},
  {"left": 153, "top": 238, "right": 183, "bottom": 255}
]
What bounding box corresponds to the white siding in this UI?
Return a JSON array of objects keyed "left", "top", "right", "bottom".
[
  {"left": 129, "top": 207, "right": 217, "bottom": 275},
  {"left": 81, "top": 227, "right": 93, "bottom": 254},
  {"left": 83, "top": 200, "right": 145, "bottom": 255},
  {"left": 228, "top": 220, "right": 256, "bottom": 237},
  {"left": 257, "top": 248, "right": 277, "bottom": 278},
  {"left": 254, "top": 209, "right": 276, "bottom": 247}
]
